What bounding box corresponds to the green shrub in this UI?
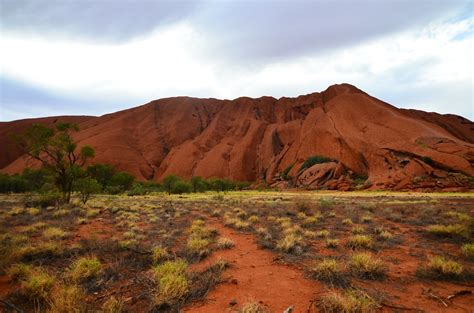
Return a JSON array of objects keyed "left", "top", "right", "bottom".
[
  {"left": 280, "top": 164, "right": 294, "bottom": 180},
  {"left": 299, "top": 155, "right": 331, "bottom": 171}
]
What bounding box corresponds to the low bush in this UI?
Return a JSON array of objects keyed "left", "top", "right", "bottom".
[{"left": 299, "top": 155, "right": 331, "bottom": 171}]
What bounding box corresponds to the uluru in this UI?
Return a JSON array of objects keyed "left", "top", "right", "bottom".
[{"left": 1, "top": 83, "right": 473, "bottom": 191}]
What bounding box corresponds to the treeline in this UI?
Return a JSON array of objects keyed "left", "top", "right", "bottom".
[
  {"left": 1, "top": 122, "right": 250, "bottom": 205},
  {"left": 0, "top": 165, "right": 250, "bottom": 197}
]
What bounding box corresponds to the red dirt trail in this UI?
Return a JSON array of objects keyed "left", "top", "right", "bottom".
[{"left": 185, "top": 219, "right": 323, "bottom": 313}]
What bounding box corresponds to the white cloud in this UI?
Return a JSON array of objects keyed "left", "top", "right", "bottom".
[{"left": 0, "top": 13, "right": 473, "bottom": 120}]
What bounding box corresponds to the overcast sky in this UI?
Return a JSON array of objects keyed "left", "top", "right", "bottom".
[{"left": 0, "top": 0, "right": 473, "bottom": 121}]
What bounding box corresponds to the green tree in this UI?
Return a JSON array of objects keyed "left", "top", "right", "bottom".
[
  {"left": 162, "top": 174, "right": 180, "bottom": 195},
  {"left": 209, "top": 178, "right": 226, "bottom": 192},
  {"left": 86, "top": 163, "right": 115, "bottom": 190},
  {"left": 110, "top": 172, "right": 135, "bottom": 192},
  {"left": 15, "top": 122, "right": 95, "bottom": 203},
  {"left": 190, "top": 176, "right": 208, "bottom": 193},
  {"left": 173, "top": 180, "right": 192, "bottom": 194},
  {"left": 74, "top": 177, "right": 101, "bottom": 204}
]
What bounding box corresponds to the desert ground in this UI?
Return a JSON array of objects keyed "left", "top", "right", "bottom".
[{"left": 0, "top": 191, "right": 473, "bottom": 312}]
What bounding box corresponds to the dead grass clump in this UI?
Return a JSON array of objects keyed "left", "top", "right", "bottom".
[
  {"left": 101, "top": 296, "right": 124, "bottom": 313},
  {"left": 48, "top": 284, "right": 84, "bottom": 313},
  {"left": 217, "top": 237, "right": 235, "bottom": 249},
  {"left": 276, "top": 233, "right": 306, "bottom": 255},
  {"left": 349, "top": 253, "right": 387, "bottom": 279},
  {"left": 239, "top": 301, "right": 269, "bottom": 313},
  {"left": 317, "top": 289, "right": 377, "bottom": 313}
]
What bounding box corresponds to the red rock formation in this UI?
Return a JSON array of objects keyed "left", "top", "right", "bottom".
[{"left": 1, "top": 84, "right": 473, "bottom": 191}]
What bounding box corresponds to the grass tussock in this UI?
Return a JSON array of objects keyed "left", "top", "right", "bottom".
[
  {"left": 152, "top": 246, "right": 169, "bottom": 264},
  {"left": 310, "top": 258, "right": 345, "bottom": 283},
  {"left": 276, "top": 233, "right": 306, "bottom": 255},
  {"left": 217, "top": 237, "right": 235, "bottom": 249},
  {"left": 348, "top": 235, "right": 373, "bottom": 249},
  {"left": 48, "top": 284, "right": 84, "bottom": 313},
  {"left": 239, "top": 301, "right": 269, "bottom": 313},
  {"left": 325, "top": 239, "right": 340, "bottom": 248},
  {"left": 349, "top": 253, "right": 387, "bottom": 279},
  {"left": 426, "top": 224, "right": 469, "bottom": 238},
  {"left": 102, "top": 296, "right": 124, "bottom": 313},
  {"left": 153, "top": 259, "right": 189, "bottom": 306},
  {"left": 20, "top": 267, "right": 56, "bottom": 300},
  {"left": 42, "top": 227, "right": 66, "bottom": 239},
  {"left": 69, "top": 255, "right": 103, "bottom": 282},
  {"left": 317, "top": 289, "right": 377, "bottom": 313},
  {"left": 461, "top": 243, "right": 474, "bottom": 258},
  {"left": 418, "top": 256, "right": 464, "bottom": 279}
]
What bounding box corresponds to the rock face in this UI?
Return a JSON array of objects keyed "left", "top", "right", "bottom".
[{"left": 1, "top": 84, "right": 473, "bottom": 191}]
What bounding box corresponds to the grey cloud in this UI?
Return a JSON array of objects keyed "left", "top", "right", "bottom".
[
  {"left": 192, "top": 0, "right": 468, "bottom": 63},
  {"left": 0, "top": 0, "right": 200, "bottom": 42}
]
